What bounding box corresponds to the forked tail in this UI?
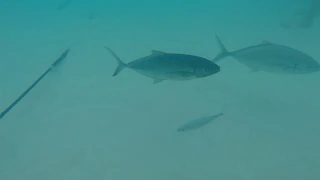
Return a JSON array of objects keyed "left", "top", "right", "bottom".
[
  {"left": 212, "top": 33, "right": 231, "bottom": 62},
  {"left": 103, "top": 46, "right": 127, "bottom": 76}
]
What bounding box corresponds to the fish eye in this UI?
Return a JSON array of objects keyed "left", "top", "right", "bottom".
[{"left": 205, "top": 68, "right": 211, "bottom": 72}]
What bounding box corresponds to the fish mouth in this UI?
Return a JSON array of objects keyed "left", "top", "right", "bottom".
[
  {"left": 213, "top": 68, "right": 220, "bottom": 74},
  {"left": 215, "top": 66, "right": 221, "bottom": 72}
]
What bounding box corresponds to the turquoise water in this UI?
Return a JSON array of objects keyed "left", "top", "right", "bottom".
[{"left": 0, "top": 0, "right": 319, "bottom": 179}]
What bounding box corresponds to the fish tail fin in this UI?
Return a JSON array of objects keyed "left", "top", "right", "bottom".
[
  {"left": 103, "top": 46, "right": 127, "bottom": 76},
  {"left": 212, "top": 33, "right": 231, "bottom": 62}
]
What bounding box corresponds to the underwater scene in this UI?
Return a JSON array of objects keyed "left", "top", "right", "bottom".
[{"left": 0, "top": 0, "right": 320, "bottom": 179}]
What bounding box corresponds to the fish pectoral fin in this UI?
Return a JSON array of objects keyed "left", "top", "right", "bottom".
[
  {"left": 151, "top": 50, "right": 166, "bottom": 55},
  {"left": 153, "top": 79, "right": 164, "bottom": 84}
]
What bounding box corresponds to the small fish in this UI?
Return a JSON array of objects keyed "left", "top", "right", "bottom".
[
  {"left": 177, "top": 113, "right": 223, "bottom": 132},
  {"left": 104, "top": 46, "right": 220, "bottom": 84},
  {"left": 212, "top": 34, "right": 320, "bottom": 74}
]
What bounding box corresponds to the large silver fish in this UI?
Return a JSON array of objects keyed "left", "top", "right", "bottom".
[
  {"left": 104, "top": 46, "right": 220, "bottom": 83},
  {"left": 177, "top": 113, "right": 224, "bottom": 132},
  {"left": 212, "top": 34, "right": 320, "bottom": 74}
]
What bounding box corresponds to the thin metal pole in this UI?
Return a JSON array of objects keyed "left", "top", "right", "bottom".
[{"left": 0, "top": 48, "right": 71, "bottom": 120}]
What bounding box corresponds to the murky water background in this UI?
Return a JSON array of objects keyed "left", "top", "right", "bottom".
[{"left": 0, "top": 0, "right": 319, "bottom": 179}]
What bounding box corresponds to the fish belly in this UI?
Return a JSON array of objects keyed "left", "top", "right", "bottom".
[
  {"left": 235, "top": 57, "right": 264, "bottom": 70},
  {"left": 131, "top": 63, "right": 196, "bottom": 81},
  {"left": 132, "top": 69, "right": 168, "bottom": 80},
  {"left": 234, "top": 56, "right": 294, "bottom": 73}
]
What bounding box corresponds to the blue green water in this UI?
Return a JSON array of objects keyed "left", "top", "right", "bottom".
[{"left": 0, "top": 0, "right": 319, "bottom": 179}]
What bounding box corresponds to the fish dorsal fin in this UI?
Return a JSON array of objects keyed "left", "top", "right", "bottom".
[
  {"left": 261, "top": 40, "right": 273, "bottom": 45},
  {"left": 151, "top": 50, "right": 166, "bottom": 55}
]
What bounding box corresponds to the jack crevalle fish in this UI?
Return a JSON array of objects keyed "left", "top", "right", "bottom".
[
  {"left": 212, "top": 34, "right": 320, "bottom": 74},
  {"left": 104, "top": 46, "right": 220, "bottom": 84},
  {"left": 177, "top": 113, "right": 223, "bottom": 132}
]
